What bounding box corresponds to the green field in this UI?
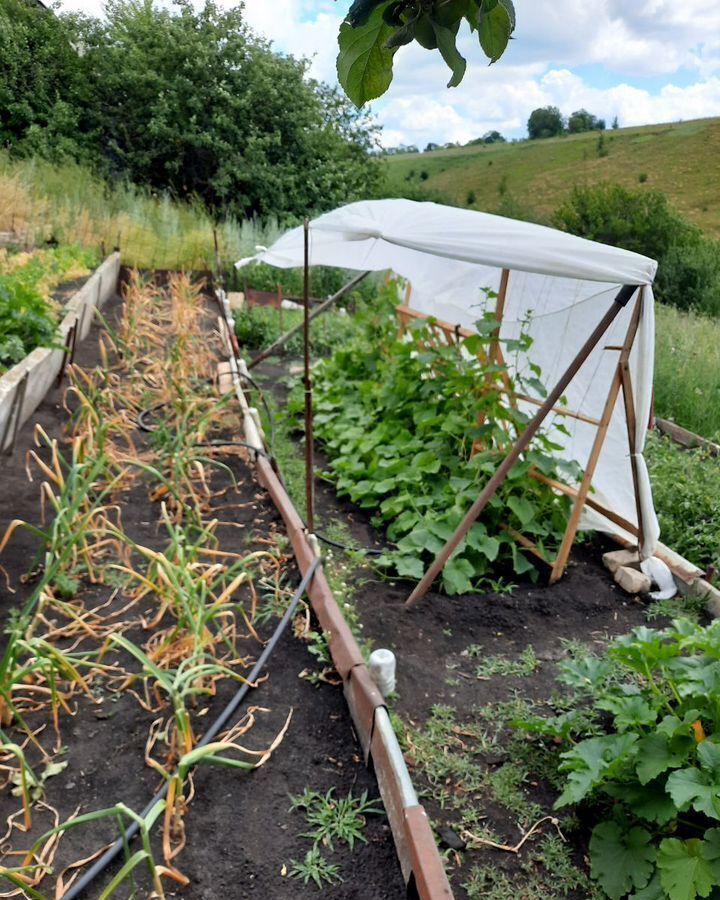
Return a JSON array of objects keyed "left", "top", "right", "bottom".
[{"left": 383, "top": 117, "right": 720, "bottom": 237}]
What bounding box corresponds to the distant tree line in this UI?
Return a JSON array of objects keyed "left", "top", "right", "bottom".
[
  {"left": 527, "top": 106, "right": 614, "bottom": 140},
  {"left": 0, "top": 0, "right": 381, "bottom": 220}
]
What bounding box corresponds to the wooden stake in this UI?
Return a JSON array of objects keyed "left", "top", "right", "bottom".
[
  {"left": 549, "top": 292, "right": 643, "bottom": 583},
  {"left": 303, "top": 218, "right": 315, "bottom": 534}
]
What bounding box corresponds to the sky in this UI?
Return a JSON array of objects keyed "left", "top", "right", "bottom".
[{"left": 57, "top": 0, "right": 720, "bottom": 148}]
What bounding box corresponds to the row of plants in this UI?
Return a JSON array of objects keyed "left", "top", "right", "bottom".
[
  {"left": 296, "top": 285, "right": 581, "bottom": 594},
  {"left": 0, "top": 275, "right": 296, "bottom": 895},
  {"left": 0, "top": 244, "right": 96, "bottom": 372}
]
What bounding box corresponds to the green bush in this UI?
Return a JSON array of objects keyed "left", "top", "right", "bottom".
[
  {"left": 554, "top": 184, "right": 698, "bottom": 267},
  {"left": 654, "top": 304, "right": 720, "bottom": 440},
  {"left": 553, "top": 184, "right": 720, "bottom": 315},
  {"left": 233, "top": 305, "right": 357, "bottom": 359},
  {"left": 645, "top": 431, "right": 720, "bottom": 575},
  {"left": 0, "top": 245, "right": 96, "bottom": 372},
  {"left": 659, "top": 239, "right": 720, "bottom": 316}
]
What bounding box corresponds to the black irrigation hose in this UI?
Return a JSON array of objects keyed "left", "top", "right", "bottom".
[
  {"left": 136, "top": 403, "right": 165, "bottom": 432},
  {"left": 61, "top": 557, "right": 320, "bottom": 900},
  {"left": 137, "top": 369, "right": 277, "bottom": 452},
  {"left": 314, "top": 530, "right": 384, "bottom": 557}
]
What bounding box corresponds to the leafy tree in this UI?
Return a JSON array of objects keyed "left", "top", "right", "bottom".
[
  {"left": 337, "top": 0, "right": 516, "bottom": 106},
  {"left": 0, "top": 0, "right": 88, "bottom": 160},
  {"left": 567, "top": 109, "right": 605, "bottom": 134},
  {"left": 527, "top": 106, "right": 564, "bottom": 140},
  {"left": 71, "top": 0, "right": 380, "bottom": 219},
  {"left": 612, "top": 115, "right": 620, "bottom": 130}
]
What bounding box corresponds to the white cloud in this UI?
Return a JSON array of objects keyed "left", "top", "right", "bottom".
[{"left": 241, "top": 1, "right": 343, "bottom": 82}]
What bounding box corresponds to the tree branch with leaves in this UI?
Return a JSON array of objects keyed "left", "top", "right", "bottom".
[{"left": 336, "top": 0, "right": 516, "bottom": 106}]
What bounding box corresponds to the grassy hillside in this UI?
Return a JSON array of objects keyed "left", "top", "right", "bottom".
[{"left": 384, "top": 117, "right": 720, "bottom": 237}]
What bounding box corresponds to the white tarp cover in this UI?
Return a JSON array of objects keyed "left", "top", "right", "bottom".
[{"left": 238, "top": 199, "right": 660, "bottom": 556}]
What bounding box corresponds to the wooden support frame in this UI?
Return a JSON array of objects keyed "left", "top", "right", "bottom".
[
  {"left": 405, "top": 284, "right": 644, "bottom": 607},
  {"left": 396, "top": 287, "right": 648, "bottom": 588},
  {"left": 548, "top": 289, "right": 644, "bottom": 582}
]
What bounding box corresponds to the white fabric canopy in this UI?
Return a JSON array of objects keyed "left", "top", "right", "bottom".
[{"left": 238, "top": 199, "right": 660, "bottom": 556}]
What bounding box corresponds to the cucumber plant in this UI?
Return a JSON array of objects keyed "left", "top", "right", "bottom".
[{"left": 306, "top": 305, "right": 580, "bottom": 593}]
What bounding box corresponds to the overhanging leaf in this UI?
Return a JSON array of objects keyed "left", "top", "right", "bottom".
[
  {"left": 337, "top": 3, "right": 397, "bottom": 107},
  {"left": 430, "top": 21, "right": 467, "bottom": 88},
  {"left": 477, "top": 1, "right": 512, "bottom": 63}
]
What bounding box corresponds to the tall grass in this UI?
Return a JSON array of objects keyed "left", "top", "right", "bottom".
[
  {"left": 654, "top": 303, "right": 720, "bottom": 440},
  {"left": 0, "top": 153, "right": 281, "bottom": 270}
]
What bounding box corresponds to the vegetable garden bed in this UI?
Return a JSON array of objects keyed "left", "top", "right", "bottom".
[
  {"left": 0, "top": 277, "right": 404, "bottom": 898},
  {"left": 0, "top": 252, "right": 119, "bottom": 454},
  {"left": 250, "top": 338, "right": 720, "bottom": 900}
]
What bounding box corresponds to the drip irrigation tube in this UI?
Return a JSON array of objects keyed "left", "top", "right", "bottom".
[
  {"left": 136, "top": 368, "right": 276, "bottom": 451},
  {"left": 61, "top": 557, "right": 320, "bottom": 900}
]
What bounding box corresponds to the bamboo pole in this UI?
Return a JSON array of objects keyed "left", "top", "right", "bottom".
[{"left": 405, "top": 284, "right": 640, "bottom": 608}]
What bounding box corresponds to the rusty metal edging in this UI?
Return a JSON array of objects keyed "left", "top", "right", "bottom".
[{"left": 214, "top": 312, "right": 453, "bottom": 897}]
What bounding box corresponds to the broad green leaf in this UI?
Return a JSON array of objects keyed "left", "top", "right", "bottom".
[
  {"left": 701, "top": 828, "right": 720, "bottom": 867},
  {"left": 589, "top": 821, "right": 655, "bottom": 900},
  {"left": 395, "top": 555, "right": 425, "bottom": 580},
  {"left": 430, "top": 21, "right": 467, "bottom": 88},
  {"left": 347, "top": 0, "right": 387, "bottom": 26},
  {"left": 558, "top": 655, "right": 612, "bottom": 690},
  {"left": 556, "top": 733, "right": 638, "bottom": 806},
  {"left": 466, "top": 527, "right": 499, "bottom": 561},
  {"left": 511, "top": 543, "right": 535, "bottom": 576},
  {"left": 477, "top": 1, "right": 512, "bottom": 63},
  {"left": 498, "top": 0, "right": 516, "bottom": 30},
  {"left": 629, "top": 872, "right": 665, "bottom": 899},
  {"left": 507, "top": 494, "right": 535, "bottom": 526},
  {"left": 636, "top": 732, "right": 693, "bottom": 785},
  {"left": 605, "top": 779, "right": 678, "bottom": 825},
  {"left": 443, "top": 557, "right": 475, "bottom": 595},
  {"left": 657, "top": 838, "right": 717, "bottom": 900},
  {"left": 412, "top": 450, "right": 442, "bottom": 474},
  {"left": 337, "top": 4, "right": 397, "bottom": 107},
  {"left": 666, "top": 767, "right": 720, "bottom": 820},
  {"left": 597, "top": 695, "right": 658, "bottom": 734}
]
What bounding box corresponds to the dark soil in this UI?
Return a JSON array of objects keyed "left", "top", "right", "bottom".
[
  {"left": 52, "top": 275, "right": 91, "bottom": 307},
  {"left": 254, "top": 356, "right": 662, "bottom": 900},
  {"left": 0, "top": 298, "right": 404, "bottom": 899}
]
